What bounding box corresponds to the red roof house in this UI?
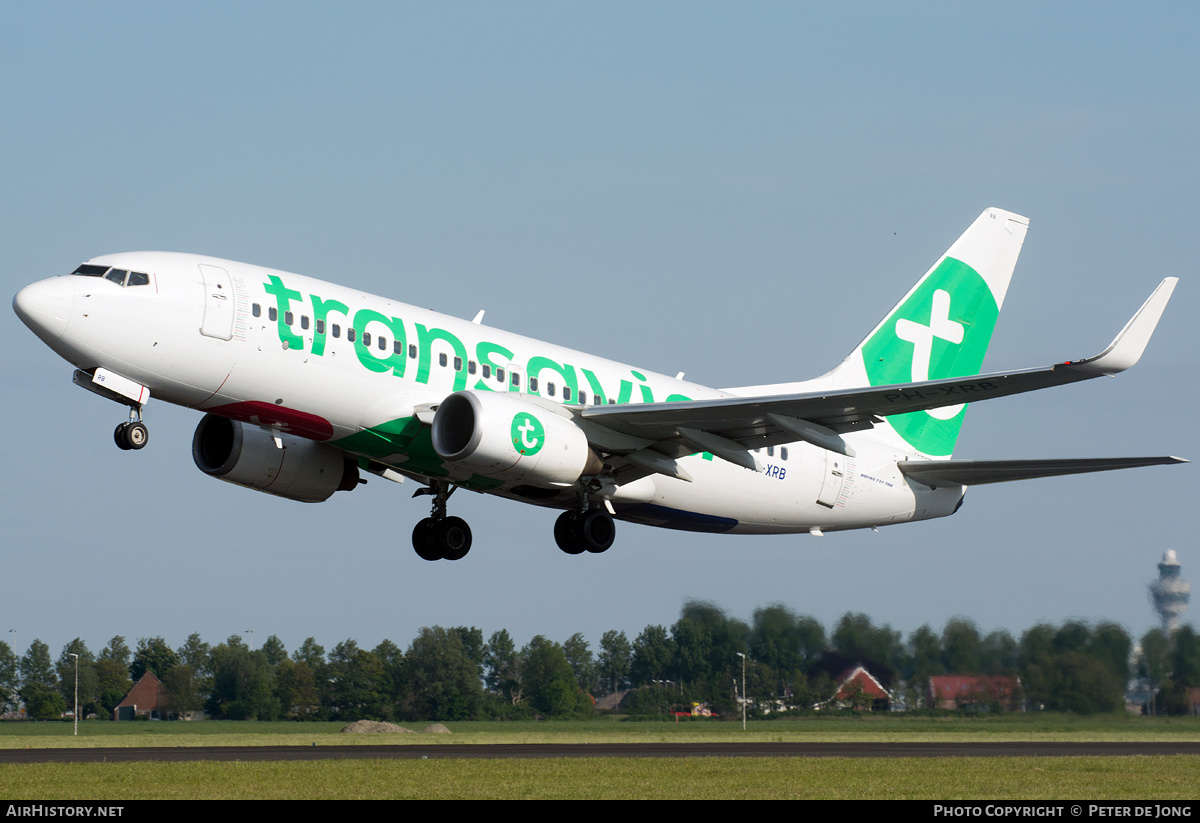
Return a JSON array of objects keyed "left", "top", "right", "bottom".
[
  {"left": 926, "top": 675, "right": 1021, "bottom": 711},
  {"left": 114, "top": 672, "right": 162, "bottom": 720}
]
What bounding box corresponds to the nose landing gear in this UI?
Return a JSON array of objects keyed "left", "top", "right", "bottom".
[{"left": 114, "top": 410, "right": 149, "bottom": 451}]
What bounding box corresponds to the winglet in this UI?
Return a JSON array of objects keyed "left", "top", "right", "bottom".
[{"left": 1070, "top": 278, "right": 1177, "bottom": 375}]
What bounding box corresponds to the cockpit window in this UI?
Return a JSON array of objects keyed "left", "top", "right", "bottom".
[{"left": 73, "top": 264, "right": 151, "bottom": 287}]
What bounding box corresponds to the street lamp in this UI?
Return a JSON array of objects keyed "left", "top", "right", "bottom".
[
  {"left": 68, "top": 653, "right": 78, "bottom": 736},
  {"left": 736, "top": 652, "right": 746, "bottom": 731}
]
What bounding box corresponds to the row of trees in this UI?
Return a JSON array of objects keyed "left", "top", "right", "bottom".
[{"left": 2, "top": 604, "right": 1198, "bottom": 721}]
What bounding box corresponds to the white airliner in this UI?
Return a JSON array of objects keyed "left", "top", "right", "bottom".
[{"left": 12, "top": 208, "right": 1184, "bottom": 560}]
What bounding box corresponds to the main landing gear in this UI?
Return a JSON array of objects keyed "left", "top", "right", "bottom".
[
  {"left": 114, "top": 409, "right": 149, "bottom": 451},
  {"left": 412, "top": 481, "right": 472, "bottom": 562},
  {"left": 554, "top": 508, "right": 616, "bottom": 555}
]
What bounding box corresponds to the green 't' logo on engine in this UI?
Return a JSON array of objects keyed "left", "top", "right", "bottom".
[
  {"left": 861, "top": 257, "right": 999, "bottom": 457},
  {"left": 511, "top": 412, "right": 545, "bottom": 456}
]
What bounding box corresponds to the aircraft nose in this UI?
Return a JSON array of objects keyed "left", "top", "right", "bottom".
[{"left": 13, "top": 277, "right": 74, "bottom": 343}]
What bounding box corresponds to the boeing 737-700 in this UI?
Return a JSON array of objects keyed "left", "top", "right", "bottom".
[{"left": 12, "top": 208, "right": 1184, "bottom": 560}]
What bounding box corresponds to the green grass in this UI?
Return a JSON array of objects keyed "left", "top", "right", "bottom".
[
  {"left": 1, "top": 756, "right": 1198, "bottom": 799},
  {"left": 3, "top": 713, "right": 1199, "bottom": 748}
]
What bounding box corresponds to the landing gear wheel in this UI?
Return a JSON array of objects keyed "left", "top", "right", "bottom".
[
  {"left": 577, "top": 509, "right": 615, "bottom": 554},
  {"left": 437, "top": 516, "right": 472, "bottom": 561},
  {"left": 555, "top": 512, "right": 585, "bottom": 555},
  {"left": 125, "top": 422, "right": 149, "bottom": 450},
  {"left": 114, "top": 421, "right": 149, "bottom": 451},
  {"left": 412, "top": 518, "right": 441, "bottom": 561}
]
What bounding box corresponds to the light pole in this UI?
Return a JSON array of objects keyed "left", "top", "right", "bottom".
[
  {"left": 736, "top": 652, "right": 746, "bottom": 731},
  {"left": 69, "top": 653, "right": 78, "bottom": 736}
]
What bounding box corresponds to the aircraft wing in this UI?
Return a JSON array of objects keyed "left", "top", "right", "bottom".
[
  {"left": 898, "top": 456, "right": 1187, "bottom": 486},
  {"left": 579, "top": 278, "right": 1177, "bottom": 468}
]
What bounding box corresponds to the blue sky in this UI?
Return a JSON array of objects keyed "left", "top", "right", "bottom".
[{"left": 3, "top": 2, "right": 1197, "bottom": 661}]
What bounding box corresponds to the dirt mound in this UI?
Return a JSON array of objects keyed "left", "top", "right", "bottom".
[
  {"left": 340, "top": 720, "right": 414, "bottom": 734},
  {"left": 419, "top": 724, "right": 451, "bottom": 734}
]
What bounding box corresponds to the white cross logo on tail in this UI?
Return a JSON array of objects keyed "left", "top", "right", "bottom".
[{"left": 895, "top": 288, "right": 965, "bottom": 420}]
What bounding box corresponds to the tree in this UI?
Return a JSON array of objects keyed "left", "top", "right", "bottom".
[
  {"left": 521, "top": 636, "right": 590, "bottom": 717},
  {"left": 98, "top": 636, "right": 132, "bottom": 670},
  {"left": 294, "top": 637, "right": 326, "bottom": 668},
  {"left": 209, "top": 643, "right": 279, "bottom": 720},
  {"left": 261, "top": 635, "right": 288, "bottom": 667},
  {"left": 405, "top": 627, "right": 485, "bottom": 720},
  {"left": 563, "top": 633, "right": 596, "bottom": 695},
  {"left": 832, "top": 613, "right": 903, "bottom": 683},
  {"left": 941, "top": 618, "right": 983, "bottom": 674},
  {"left": 906, "top": 624, "right": 944, "bottom": 687},
  {"left": 0, "top": 642, "right": 19, "bottom": 715},
  {"left": 485, "top": 629, "right": 523, "bottom": 707},
  {"left": 275, "top": 658, "right": 321, "bottom": 720},
  {"left": 56, "top": 639, "right": 99, "bottom": 720},
  {"left": 159, "top": 664, "right": 205, "bottom": 718},
  {"left": 20, "top": 640, "right": 61, "bottom": 720},
  {"left": 597, "top": 630, "right": 632, "bottom": 695},
  {"left": 131, "top": 637, "right": 180, "bottom": 681},
  {"left": 325, "top": 640, "right": 387, "bottom": 721},
  {"left": 630, "top": 625, "right": 673, "bottom": 687}
]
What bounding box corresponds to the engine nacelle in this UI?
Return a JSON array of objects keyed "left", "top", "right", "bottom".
[
  {"left": 431, "top": 390, "right": 602, "bottom": 487},
  {"left": 192, "top": 414, "right": 359, "bottom": 503}
]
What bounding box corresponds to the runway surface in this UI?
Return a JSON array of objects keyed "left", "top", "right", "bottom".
[{"left": 3, "top": 741, "right": 1199, "bottom": 764}]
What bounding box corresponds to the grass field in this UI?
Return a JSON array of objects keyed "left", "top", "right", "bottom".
[
  {"left": 1, "top": 715, "right": 1198, "bottom": 799},
  {"left": 3, "top": 713, "right": 1199, "bottom": 748},
  {"left": 2, "top": 756, "right": 1199, "bottom": 800}
]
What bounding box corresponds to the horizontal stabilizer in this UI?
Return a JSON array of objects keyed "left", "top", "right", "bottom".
[{"left": 899, "top": 456, "right": 1187, "bottom": 487}]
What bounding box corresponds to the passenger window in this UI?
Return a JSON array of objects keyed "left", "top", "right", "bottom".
[
  {"left": 127, "top": 272, "right": 150, "bottom": 286},
  {"left": 781, "top": 447, "right": 789, "bottom": 461},
  {"left": 347, "top": 327, "right": 356, "bottom": 343},
  {"left": 767, "top": 446, "right": 774, "bottom": 457},
  {"left": 252, "top": 303, "right": 261, "bottom": 318},
  {"left": 497, "top": 368, "right": 505, "bottom": 383},
  {"left": 269, "top": 307, "right": 278, "bottom": 322},
  {"left": 332, "top": 324, "right": 341, "bottom": 338},
  {"left": 579, "top": 391, "right": 587, "bottom": 405},
  {"left": 453, "top": 356, "right": 462, "bottom": 371},
  {"left": 409, "top": 344, "right": 417, "bottom": 358},
  {"left": 563, "top": 387, "right": 571, "bottom": 401},
  {"left": 362, "top": 332, "right": 371, "bottom": 347},
  {"left": 482, "top": 364, "right": 491, "bottom": 379},
  {"left": 316, "top": 319, "right": 325, "bottom": 334},
  {"left": 394, "top": 340, "right": 403, "bottom": 355},
  {"left": 529, "top": 377, "right": 538, "bottom": 393},
  {"left": 301, "top": 315, "right": 310, "bottom": 330},
  {"left": 439, "top": 353, "right": 447, "bottom": 367},
  {"left": 468, "top": 360, "right": 477, "bottom": 375},
  {"left": 547, "top": 382, "right": 555, "bottom": 397},
  {"left": 512, "top": 373, "right": 521, "bottom": 388},
  {"left": 285, "top": 311, "right": 294, "bottom": 326}
]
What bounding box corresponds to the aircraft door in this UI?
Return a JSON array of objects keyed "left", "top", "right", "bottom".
[
  {"left": 198, "top": 264, "right": 235, "bottom": 340},
  {"left": 816, "top": 451, "right": 847, "bottom": 508}
]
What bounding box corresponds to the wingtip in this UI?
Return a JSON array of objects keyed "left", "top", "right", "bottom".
[{"left": 1070, "top": 277, "right": 1177, "bottom": 375}]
